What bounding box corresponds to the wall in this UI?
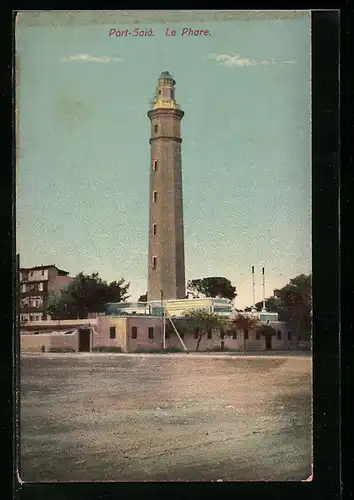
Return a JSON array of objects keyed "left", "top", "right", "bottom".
[
  {"left": 21, "top": 331, "right": 79, "bottom": 352},
  {"left": 165, "top": 321, "right": 294, "bottom": 351},
  {"left": 95, "top": 316, "right": 128, "bottom": 351},
  {"left": 126, "top": 316, "right": 163, "bottom": 351},
  {"left": 21, "top": 319, "right": 91, "bottom": 330},
  {"left": 21, "top": 268, "right": 49, "bottom": 282}
]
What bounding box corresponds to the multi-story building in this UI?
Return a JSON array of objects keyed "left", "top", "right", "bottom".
[{"left": 19, "top": 265, "right": 73, "bottom": 322}]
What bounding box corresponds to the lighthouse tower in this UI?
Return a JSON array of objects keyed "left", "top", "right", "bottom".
[{"left": 147, "top": 71, "right": 186, "bottom": 301}]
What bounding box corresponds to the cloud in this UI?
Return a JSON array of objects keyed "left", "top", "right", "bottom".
[
  {"left": 207, "top": 53, "right": 256, "bottom": 67},
  {"left": 207, "top": 53, "right": 297, "bottom": 67},
  {"left": 60, "top": 54, "right": 124, "bottom": 63}
]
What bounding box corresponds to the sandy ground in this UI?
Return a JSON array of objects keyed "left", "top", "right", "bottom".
[{"left": 19, "top": 353, "right": 312, "bottom": 482}]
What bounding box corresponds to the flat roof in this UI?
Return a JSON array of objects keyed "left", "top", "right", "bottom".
[{"left": 20, "top": 265, "right": 69, "bottom": 275}]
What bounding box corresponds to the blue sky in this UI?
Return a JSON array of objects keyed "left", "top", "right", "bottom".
[{"left": 16, "top": 11, "right": 311, "bottom": 308}]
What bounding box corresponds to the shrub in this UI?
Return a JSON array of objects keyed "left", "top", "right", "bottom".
[
  {"left": 133, "top": 347, "right": 184, "bottom": 354},
  {"left": 49, "top": 346, "right": 75, "bottom": 353},
  {"left": 134, "top": 347, "right": 148, "bottom": 353},
  {"left": 163, "top": 346, "right": 184, "bottom": 353},
  {"left": 92, "top": 346, "right": 123, "bottom": 353}
]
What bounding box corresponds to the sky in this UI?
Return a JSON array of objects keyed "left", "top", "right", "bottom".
[{"left": 16, "top": 10, "right": 312, "bottom": 308}]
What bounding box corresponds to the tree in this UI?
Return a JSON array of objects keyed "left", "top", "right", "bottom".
[
  {"left": 274, "top": 274, "right": 312, "bottom": 341},
  {"left": 106, "top": 278, "right": 130, "bottom": 302},
  {"left": 165, "top": 317, "right": 189, "bottom": 347},
  {"left": 244, "top": 274, "right": 312, "bottom": 342},
  {"left": 186, "top": 277, "right": 237, "bottom": 301},
  {"left": 229, "top": 313, "right": 260, "bottom": 353},
  {"left": 253, "top": 324, "right": 277, "bottom": 338},
  {"left": 47, "top": 272, "right": 130, "bottom": 320},
  {"left": 138, "top": 292, "right": 148, "bottom": 302},
  {"left": 185, "top": 309, "right": 227, "bottom": 351}
]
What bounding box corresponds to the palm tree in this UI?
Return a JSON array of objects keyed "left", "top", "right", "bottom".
[
  {"left": 185, "top": 309, "right": 227, "bottom": 351},
  {"left": 229, "top": 313, "right": 260, "bottom": 353},
  {"left": 253, "top": 324, "right": 277, "bottom": 350}
]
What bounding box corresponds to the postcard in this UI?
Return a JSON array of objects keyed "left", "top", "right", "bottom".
[{"left": 16, "top": 10, "right": 312, "bottom": 482}]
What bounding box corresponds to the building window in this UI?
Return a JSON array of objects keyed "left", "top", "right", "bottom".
[
  {"left": 153, "top": 224, "right": 157, "bottom": 235},
  {"left": 153, "top": 191, "right": 158, "bottom": 203},
  {"left": 244, "top": 330, "right": 249, "bottom": 340},
  {"left": 29, "top": 315, "right": 34, "bottom": 321},
  {"left": 232, "top": 331, "right": 237, "bottom": 339},
  {"left": 30, "top": 271, "right": 33, "bottom": 277},
  {"left": 288, "top": 330, "right": 292, "bottom": 341},
  {"left": 109, "top": 326, "right": 116, "bottom": 339},
  {"left": 153, "top": 160, "right": 158, "bottom": 171},
  {"left": 207, "top": 329, "right": 212, "bottom": 339},
  {"left": 41, "top": 270, "right": 45, "bottom": 275},
  {"left": 154, "top": 124, "right": 158, "bottom": 133},
  {"left": 131, "top": 327, "right": 138, "bottom": 339},
  {"left": 277, "top": 330, "right": 282, "bottom": 340},
  {"left": 148, "top": 327, "right": 154, "bottom": 339},
  {"left": 152, "top": 256, "right": 157, "bottom": 269}
]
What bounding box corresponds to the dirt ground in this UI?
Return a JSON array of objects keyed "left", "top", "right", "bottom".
[{"left": 19, "top": 353, "right": 312, "bottom": 482}]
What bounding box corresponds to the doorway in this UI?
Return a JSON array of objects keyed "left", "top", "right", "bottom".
[
  {"left": 265, "top": 335, "right": 272, "bottom": 350},
  {"left": 78, "top": 328, "right": 91, "bottom": 352}
]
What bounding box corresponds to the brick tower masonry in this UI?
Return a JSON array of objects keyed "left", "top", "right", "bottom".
[{"left": 147, "top": 71, "right": 186, "bottom": 301}]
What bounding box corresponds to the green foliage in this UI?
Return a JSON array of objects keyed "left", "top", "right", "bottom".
[
  {"left": 229, "top": 313, "right": 260, "bottom": 352},
  {"left": 47, "top": 272, "right": 130, "bottom": 320},
  {"left": 138, "top": 292, "right": 148, "bottom": 302},
  {"left": 49, "top": 347, "right": 75, "bottom": 353},
  {"left": 187, "top": 277, "right": 237, "bottom": 301},
  {"left": 163, "top": 346, "right": 184, "bottom": 353},
  {"left": 185, "top": 309, "right": 228, "bottom": 351},
  {"left": 92, "top": 346, "right": 123, "bottom": 352},
  {"left": 253, "top": 324, "right": 277, "bottom": 337},
  {"left": 274, "top": 274, "right": 311, "bottom": 340},
  {"left": 244, "top": 274, "right": 312, "bottom": 341},
  {"left": 133, "top": 346, "right": 184, "bottom": 354},
  {"left": 229, "top": 313, "right": 260, "bottom": 334}
]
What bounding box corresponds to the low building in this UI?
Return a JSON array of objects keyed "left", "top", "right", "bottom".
[
  {"left": 151, "top": 297, "right": 233, "bottom": 317},
  {"left": 19, "top": 264, "right": 73, "bottom": 322},
  {"left": 20, "top": 316, "right": 163, "bottom": 353},
  {"left": 104, "top": 298, "right": 233, "bottom": 318}
]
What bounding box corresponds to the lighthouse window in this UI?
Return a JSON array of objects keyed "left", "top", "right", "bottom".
[
  {"left": 154, "top": 124, "right": 158, "bottom": 133},
  {"left": 153, "top": 160, "right": 158, "bottom": 171},
  {"left": 153, "top": 191, "right": 158, "bottom": 203},
  {"left": 152, "top": 256, "right": 157, "bottom": 269},
  {"left": 153, "top": 224, "right": 157, "bottom": 235}
]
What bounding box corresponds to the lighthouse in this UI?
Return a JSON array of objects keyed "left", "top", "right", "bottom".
[{"left": 147, "top": 72, "right": 186, "bottom": 301}]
